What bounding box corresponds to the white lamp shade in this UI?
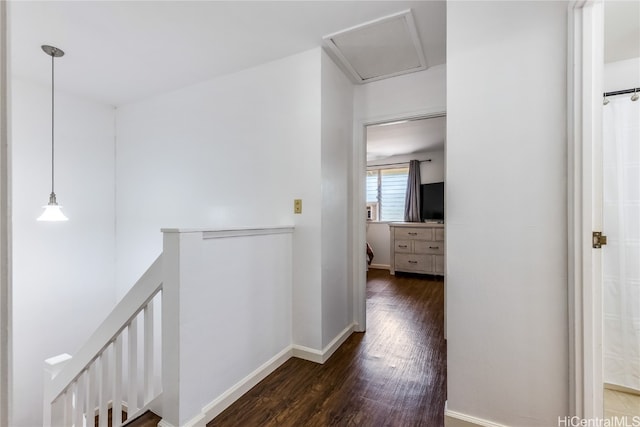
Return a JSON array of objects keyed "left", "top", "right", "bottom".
[{"left": 37, "top": 204, "right": 68, "bottom": 221}]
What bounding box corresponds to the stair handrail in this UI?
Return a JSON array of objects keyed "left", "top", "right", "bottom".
[{"left": 47, "top": 254, "right": 163, "bottom": 403}]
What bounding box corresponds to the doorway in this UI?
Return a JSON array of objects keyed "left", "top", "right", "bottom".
[
  {"left": 569, "top": 1, "right": 640, "bottom": 419},
  {"left": 601, "top": 1, "right": 640, "bottom": 419},
  {"left": 364, "top": 115, "right": 446, "bottom": 273},
  {"left": 352, "top": 111, "right": 446, "bottom": 332}
]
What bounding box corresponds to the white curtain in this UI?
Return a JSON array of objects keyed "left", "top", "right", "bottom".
[{"left": 603, "top": 95, "right": 640, "bottom": 392}]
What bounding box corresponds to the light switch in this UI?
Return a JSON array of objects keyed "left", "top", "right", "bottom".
[{"left": 294, "top": 199, "right": 302, "bottom": 214}]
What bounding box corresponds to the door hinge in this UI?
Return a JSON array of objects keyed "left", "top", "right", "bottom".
[{"left": 593, "top": 231, "right": 607, "bottom": 249}]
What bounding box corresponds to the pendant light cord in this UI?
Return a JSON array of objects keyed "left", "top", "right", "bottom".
[{"left": 51, "top": 51, "right": 55, "bottom": 196}]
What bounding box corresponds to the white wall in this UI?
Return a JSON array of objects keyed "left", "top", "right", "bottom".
[
  {"left": 368, "top": 150, "right": 445, "bottom": 185},
  {"left": 11, "top": 78, "right": 116, "bottom": 427},
  {"left": 162, "top": 229, "right": 293, "bottom": 425},
  {"left": 446, "top": 2, "right": 568, "bottom": 426},
  {"left": 365, "top": 223, "right": 391, "bottom": 268},
  {"left": 114, "top": 48, "right": 321, "bottom": 295},
  {"left": 604, "top": 57, "right": 640, "bottom": 93},
  {"left": 354, "top": 64, "right": 446, "bottom": 122},
  {"left": 366, "top": 150, "right": 445, "bottom": 269},
  {"left": 116, "top": 48, "right": 360, "bottom": 353},
  {"left": 320, "top": 50, "right": 353, "bottom": 347}
]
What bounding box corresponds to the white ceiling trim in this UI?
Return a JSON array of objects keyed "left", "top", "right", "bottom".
[{"left": 323, "top": 9, "right": 427, "bottom": 84}]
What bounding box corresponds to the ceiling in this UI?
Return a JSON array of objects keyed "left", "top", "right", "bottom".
[
  {"left": 9, "top": 1, "right": 637, "bottom": 110},
  {"left": 9, "top": 1, "right": 446, "bottom": 106},
  {"left": 366, "top": 116, "right": 446, "bottom": 162}
]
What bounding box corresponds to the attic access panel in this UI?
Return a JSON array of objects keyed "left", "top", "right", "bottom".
[{"left": 323, "top": 10, "right": 427, "bottom": 84}]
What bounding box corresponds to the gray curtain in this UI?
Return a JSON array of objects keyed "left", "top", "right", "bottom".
[{"left": 404, "top": 160, "right": 421, "bottom": 222}]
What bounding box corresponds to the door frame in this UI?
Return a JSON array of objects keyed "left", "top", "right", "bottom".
[
  {"left": 567, "top": 0, "right": 604, "bottom": 418},
  {"left": 351, "top": 107, "right": 447, "bottom": 333},
  {"left": 0, "top": 1, "right": 10, "bottom": 426}
]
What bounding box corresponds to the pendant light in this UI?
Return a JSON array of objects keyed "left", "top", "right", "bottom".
[{"left": 37, "top": 45, "right": 68, "bottom": 222}]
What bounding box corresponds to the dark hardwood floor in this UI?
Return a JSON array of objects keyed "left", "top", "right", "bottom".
[{"left": 207, "top": 269, "right": 446, "bottom": 427}]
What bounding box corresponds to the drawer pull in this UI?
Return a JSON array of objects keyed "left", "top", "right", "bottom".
[
  {"left": 398, "top": 245, "right": 408, "bottom": 248},
  {"left": 429, "top": 246, "right": 440, "bottom": 249},
  {"left": 408, "top": 232, "right": 418, "bottom": 236},
  {"left": 408, "top": 260, "right": 418, "bottom": 264}
]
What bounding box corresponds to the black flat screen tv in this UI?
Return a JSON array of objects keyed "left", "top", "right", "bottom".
[{"left": 420, "top": 182, "right": 445, "bottom": 221}]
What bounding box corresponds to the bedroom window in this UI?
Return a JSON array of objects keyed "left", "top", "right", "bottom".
[{"left": 366, "top": 166, "right": 408, "bottom": 222}]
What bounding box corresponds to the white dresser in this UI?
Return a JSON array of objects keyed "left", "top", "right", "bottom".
[{"left": 389, "top": 222, "right": 445, "bottom": 276}]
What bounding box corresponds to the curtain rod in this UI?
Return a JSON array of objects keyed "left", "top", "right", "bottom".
[
  {"left": 368, "top": 159, "right": 432, "bottom": 168},
  {"left": 603, "top": 87, "right": 639, "bottom": 97}
]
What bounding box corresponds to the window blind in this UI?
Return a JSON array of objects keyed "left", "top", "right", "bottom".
[{"left": 366, "top": 166, "right": 408, "bottom": 221}]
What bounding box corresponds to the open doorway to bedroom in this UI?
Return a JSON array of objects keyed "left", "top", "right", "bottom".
[{"left": 364, "top": 115, "right": 446, "bottom": 274}]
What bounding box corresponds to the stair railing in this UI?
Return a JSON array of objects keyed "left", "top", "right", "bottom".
[{"left": 43, "top": 255, "right": 163, "bottom": 427}]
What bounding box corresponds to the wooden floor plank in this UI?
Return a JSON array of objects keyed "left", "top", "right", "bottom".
[{"left": 208, "top": 269, "right": 446, "bottom": 426}]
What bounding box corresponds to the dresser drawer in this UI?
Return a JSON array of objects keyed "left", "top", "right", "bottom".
[
  {"left": 395, "top": 253, "right": 430, "bottom": 272},
  {"left": 394, "top": 240, "right": 413, "bottom": 253},
  {"left": 434, "top": 228, "right": 445, "bottom": 241},
  {"left": 395, "top": 228, "right": 433, "bottom": 240},
  {"left": 414, "top": 240, "right": 444, "bottom": 254}
]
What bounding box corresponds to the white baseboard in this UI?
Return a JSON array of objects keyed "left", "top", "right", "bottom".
[
  {"left": 604, "top": 382, "right": 640, "bottom": 396},
  {"left": 322, "top": 323, "right": 355, "bottom": 362},
  {"left": 293, "top": 323, "right": 355, "bottom": 364},
  {"left": 445, "top": 402, "right": 508, "bottom": 427},
  {"left": 369, "top": 263, "right": 390, "bottom": 270},
  {"left": 183, "top": 346, "right": 293, "bottom": 427},
  {"left": 182, "top": 325, "right": 355, "bottom": 426},
  {"left": 291, "top": 344, "right": 323, "bottom": 363}
]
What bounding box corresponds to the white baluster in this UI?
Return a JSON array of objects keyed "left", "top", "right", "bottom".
[
  {"left": 63, "top": 390, "right": 72, "bottom": 427},
  {"left": 87, "top": 362, "right": 97, "bottom": 427},
  {"left": 113, "top": 334, "right": 123, "bottom": 426},
  {"left": 144, "top": 301, "right": 154, "bottom": 403},
  {"left": 74, "top": 372, "right": 85, "bottom": 427},
  {"left": 154, "top": 294, "right": 163, "bottom": 393},
  {"left": 98, "top": 349, "right": 109, "bottom": 427},
  {"left": 70, "top": 382, "right": 78, "bottom": 427},
  {"left": 84, "top": 368, "right": 91, "bottom": 427},
  {"left": 128, "top": 317, "right": 139, "bottom": 413}
]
